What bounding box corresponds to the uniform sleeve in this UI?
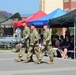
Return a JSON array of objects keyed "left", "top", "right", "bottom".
[
  {"left": 23, "top": 28, "right": 30, "bottom": 40},
  {"left": 34, "top": 31, "right": 39, "bottom": 43},
  {"left": 46, "top": 29, "right": 51, "bottom": 42}
]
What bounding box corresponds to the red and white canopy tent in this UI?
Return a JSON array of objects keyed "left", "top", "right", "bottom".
[{"left": 14, "top": 10, "right": 47, "bottom": 28}]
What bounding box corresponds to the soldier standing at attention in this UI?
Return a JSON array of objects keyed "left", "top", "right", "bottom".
[
  {"left": 35, "top": 24, "right": 54, "bottom": 64},
  {"left": 15, "top": 22, "right": 32, "bottom": 62},
  {"left": 24, "top": 24, "right": 40, "bottom": 63}
]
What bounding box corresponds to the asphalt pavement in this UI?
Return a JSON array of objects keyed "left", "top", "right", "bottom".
[{"left": 0, "top": 50, "right": 76, "bottom": 75}]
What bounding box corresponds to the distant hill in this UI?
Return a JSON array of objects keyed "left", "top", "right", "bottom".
[
  {"left": 0, "top": 10, "right": 13, "bottom": 18},
  {"left": 0, "top": 10, "right": 33, "bottom": 18}
]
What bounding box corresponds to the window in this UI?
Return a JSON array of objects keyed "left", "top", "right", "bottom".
[
  {"left": 64, "top": 0, "right": 69, "bottom": 2},
  {"left": 72, "top": 0, "right": 76, "bottom": 2}
]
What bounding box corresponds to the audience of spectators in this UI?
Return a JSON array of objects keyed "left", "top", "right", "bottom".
[{"left": 51, "top": 35, "right": 74, "bottom": 59}]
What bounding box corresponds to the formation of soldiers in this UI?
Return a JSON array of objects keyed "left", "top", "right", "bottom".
[{"left": 15, "top": 22, "right": 54, "bottom": 64}]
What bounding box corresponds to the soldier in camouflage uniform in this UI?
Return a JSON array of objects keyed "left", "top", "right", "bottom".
[
  {"left": 35, "top": 25, "right": 54, "bottom": 64},
  {"left": 24, "top": 24, "right": 40, "bottom": 63},
  {"left": 15, "top": 22, "right": 31, "bottom": 62},
  {"left": 0, "top": 28, "right": 4, "bottom": 37}
]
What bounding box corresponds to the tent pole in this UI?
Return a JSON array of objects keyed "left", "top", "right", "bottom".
[{"left": 74, "top": 22, "right": 76, "bottom": 60}]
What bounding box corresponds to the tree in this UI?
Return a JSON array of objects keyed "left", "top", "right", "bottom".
[{"left": 52, "top": 28, "right": 57, "bottom": 35}]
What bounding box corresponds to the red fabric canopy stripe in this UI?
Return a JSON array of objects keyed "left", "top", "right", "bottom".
[{"left": 14, "top": 10, "right": 47, "bottom": 28}]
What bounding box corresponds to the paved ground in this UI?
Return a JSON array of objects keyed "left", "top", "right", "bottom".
[{"left": 0, "top": 50, "right": 76, "bottom": 75}]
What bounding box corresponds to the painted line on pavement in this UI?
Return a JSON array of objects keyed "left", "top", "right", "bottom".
[{"left": 0, "top": 67, "right": 76, "bottom": 75}]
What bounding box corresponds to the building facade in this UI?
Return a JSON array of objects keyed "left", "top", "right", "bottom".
[
  {"left": 63, "top": 0, "right": 75, "bottom": 36},
  {"left": 63, "top": 0, "right": 76, "bottom": 11},
  {"left": 40, "top": 0, "right": 63, "bottom": 14},
  {"left": 39, "top": 0, "right": 74, "bottom": 36},
  {"left": 40, "top": 0, "right": 64, "bottom": 36}
]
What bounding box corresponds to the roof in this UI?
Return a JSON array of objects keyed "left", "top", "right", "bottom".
[
  {"left": 0, "top": 13, "right": 22, "bottom": 27},
  {"left": 49, "top": 9, "right": 76, "bottom": 27},
  {"left": 25, "top": 10, "right": 47, "bottom": 22},
  {"left": 14, "top": 10, "right": 47, "bottom": 28},
  {"left": 1, "top": 19, "right": 18, "bottom": 25},
  {"left": 10, "top": 13, "right": 22, "bottom": 20},
  {"left": 0, "top": 12, "right": 22, "bottom": 24},
  {"left": 29, "top": 8, "right": 66, "bottom": 26}
]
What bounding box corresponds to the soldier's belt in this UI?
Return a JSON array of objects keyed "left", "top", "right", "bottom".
[
  {"left": 43, "top": 44, "right": 52, "bottom": 46},
  {"left": 30, "top": 45, "right": 38, "bottom": 47},
  {"left": 49, "top": 44, "right": 52, "bottom": 46},
  {"left": 34, "top": 45, "right": 39, "bottom": 47}
]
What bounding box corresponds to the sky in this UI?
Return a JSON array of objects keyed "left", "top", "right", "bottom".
[{"left": 0, "top": 0, "right": 40, "bottom": 15}]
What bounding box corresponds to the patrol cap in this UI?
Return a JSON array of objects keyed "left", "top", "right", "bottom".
[
  {"left": 31, "top": 24, "right": 35, "bottom": 26},
  {"left": 28, "top": 24, "right": 35, "bottom": 27},
  {"left": 29, "top": 24, "right": 35, "bottom": 27}
]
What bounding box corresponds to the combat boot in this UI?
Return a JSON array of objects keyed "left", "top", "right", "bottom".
[
  {"left": 47, "top": 61, "right": 54, "bottom": 64},
  {"left": 28, "top": 58, "right": 33, "bottom": 62},
  {"left": 34, "top": 59, "right": 41, "bottom": 64},
  {"left": 24, "top": 58, "right": 29, "bottom": 63},
  {"left": 29, "top": 55, "right": 33, "bottom": 62},
  {"left": 24, "top": 58, "right": 33, "bottom": 62},
  {"left": 15, "top": 57, "right": 21, "bottom": 62}
]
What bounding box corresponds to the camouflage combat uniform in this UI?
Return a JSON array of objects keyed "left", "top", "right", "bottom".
[
  {"left": 35, "top": 28, "right": 54, "bottom": 64},
  {"left": 0, "top": 28, "right": 4, "bottom": 37},
  {"left": 25, "top": 28, "right": 40, "bottom": 62},
  {"left": 15, "top": 26, "right": 30, "bottom": 62}
]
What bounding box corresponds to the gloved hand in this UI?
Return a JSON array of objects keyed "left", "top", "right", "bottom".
[{"left": 43, "top": 42, "right": 46, "bottom": 45}]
